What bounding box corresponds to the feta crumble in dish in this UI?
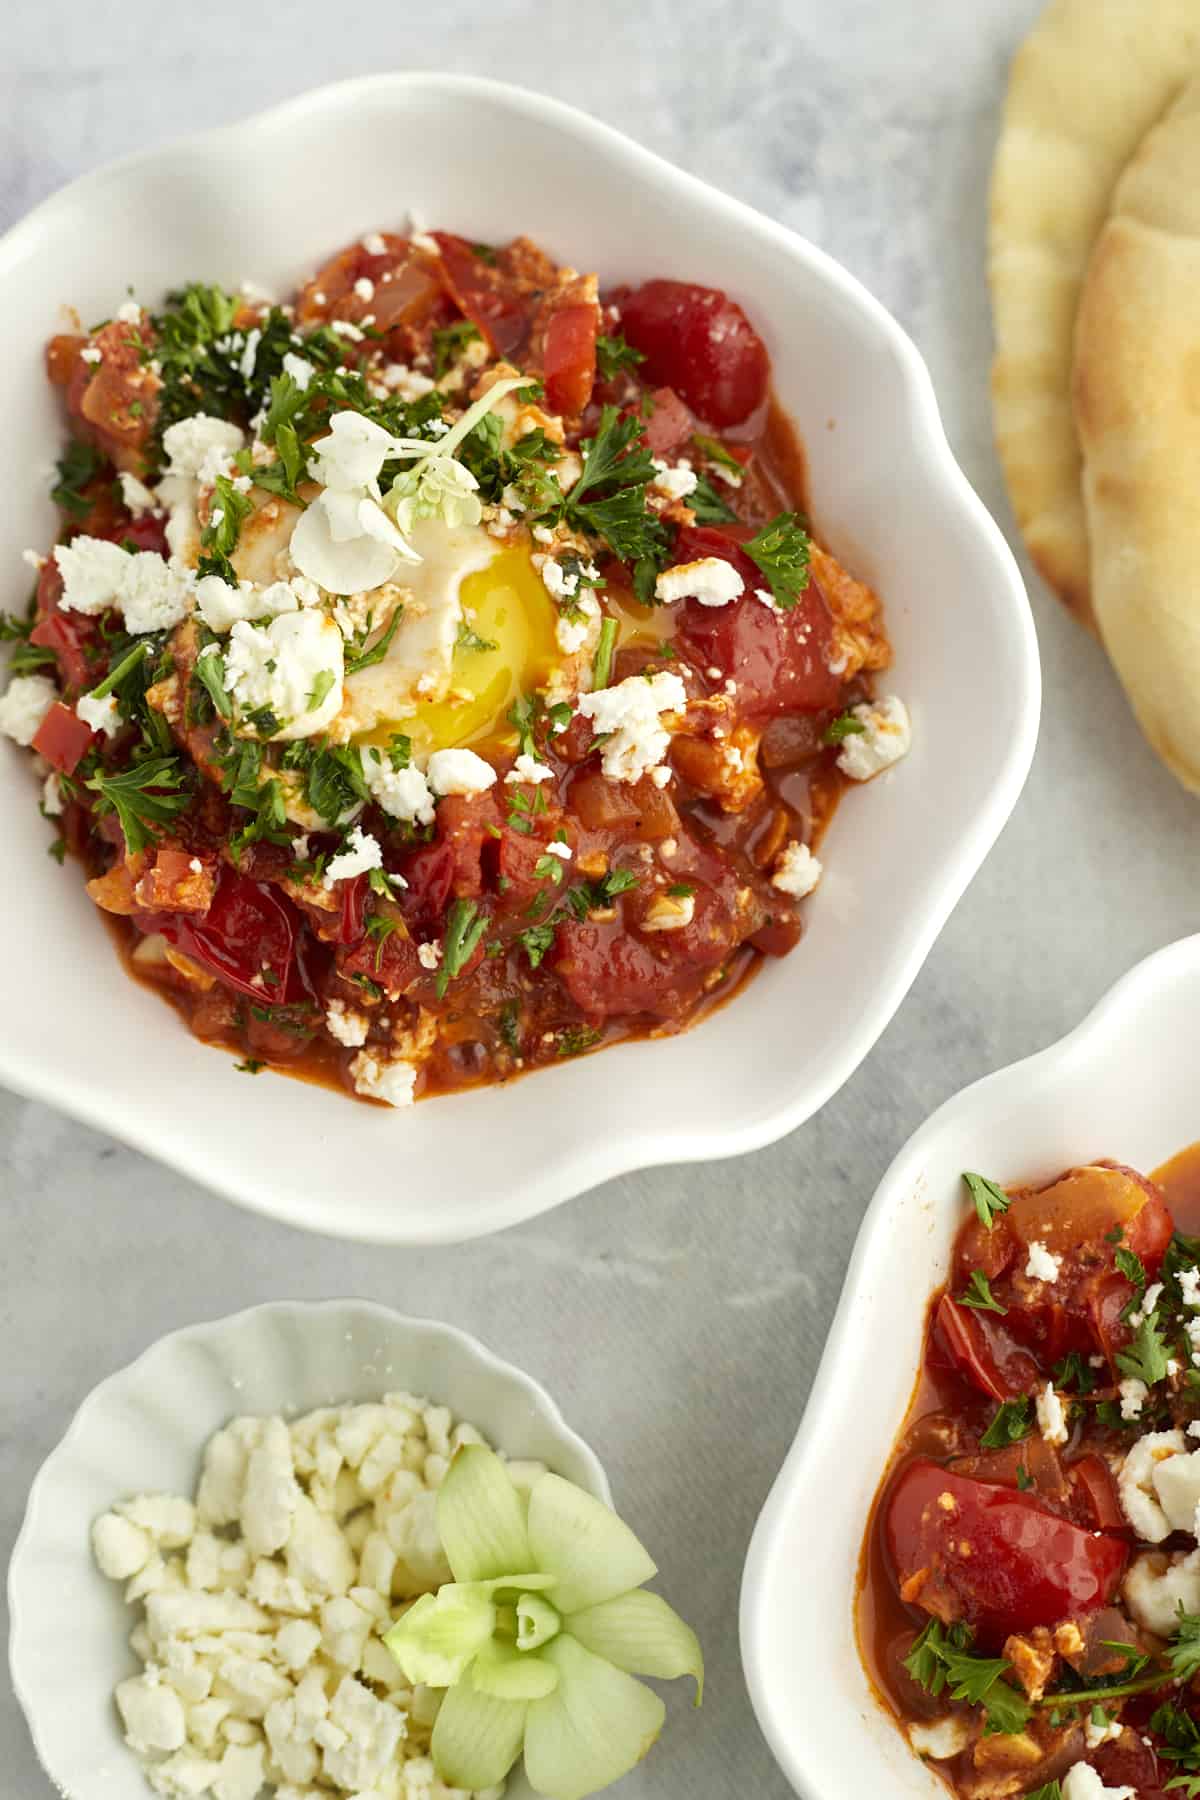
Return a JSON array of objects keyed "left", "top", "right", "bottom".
[
  {"left": 91, "top": 1392, "right": 521, "bottom": 1800},
  {"left": 1, "top": 228, "right": 910, "bottom": 1104},
  {"left": 857, "top": 1145, "right": 1200, "bottom": 1800}
]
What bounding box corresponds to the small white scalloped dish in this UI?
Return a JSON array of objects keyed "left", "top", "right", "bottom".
[
  {"left": 7, "top": 1300, "right": 608, "bottom": 1800},
  {"left": 740, "top": 936, "right": 1200, "bottom": 1798},
  {"left": 0, "top": 74, "right": 1039, "bottom": 1243}
]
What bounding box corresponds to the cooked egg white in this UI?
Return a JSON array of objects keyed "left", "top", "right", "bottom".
[{"left": 342, "top": 524, "right": 560, "bottom": 757}]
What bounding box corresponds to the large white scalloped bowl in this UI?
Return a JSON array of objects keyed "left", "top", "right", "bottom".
[
  {"left": 7, "top": 1300, "right": 609, "bottom": 1800},
  {"left": 740, "top": 935, "right": 1200, "bottom": 1798},
  {"left": 0, "top": 74, "right": 1039, "bottom": 1244}
]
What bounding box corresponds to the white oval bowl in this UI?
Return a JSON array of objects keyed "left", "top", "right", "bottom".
[
  {"left": 740, "top": 934, "right": 1200, "bottom": 1798},
  {"left": 0, "top": 74, "right": 1039, "bottom": 1244},
  {"left": 7, "top": 1299, "right": 609, "bottom": 1800}
]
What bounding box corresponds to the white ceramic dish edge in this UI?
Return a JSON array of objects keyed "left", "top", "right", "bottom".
[
  {"left": 0, "top": 74, "right": 1040, "bottom": 1244},
  {"left": 739, "top": 935, "right": 1200, "bottom": 1799},
  {"left": 8, "top": 1298, "right": 610, "bottom": 1800}
]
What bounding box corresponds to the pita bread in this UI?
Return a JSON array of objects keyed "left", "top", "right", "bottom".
[
  {"left": 1075, "top": 78, "right": 1200, "bottom": 793},
  {"left": 989, "top": 0, "right": 1200, "bottom": 627}
]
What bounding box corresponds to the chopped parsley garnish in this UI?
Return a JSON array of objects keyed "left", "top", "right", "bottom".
[
  {"left": 1115, "top": 1245, "right": 1148, "bottom": 1289},
  {"left": 365, "top": 913, "right": 402, "bottom": 972},
  {"left": 433, "top": 320, "right": 482, "bottom": 377},
  {"left": 1167, "top": 1608, "right": 1200, "bottom": 1685},
  {"left": 979, "top": 1396, "right": 1032, "bottom": 1450},
  {"left": 691, "top": 433, "right": 744, "bottom": 478},
  {"left": 557, "top": 1025, "right": 603, "bottom": 1058},
  {"left": 0, "top": 607, "right": 56, "bottom": 676},
  {"left": 823, "top": 711, "right": 867, "bottom": 746},
  {"left": 436, "top": 899, "right": 489, "bottom": 999},
  {"left": 744, "top": 511, "right": 812, "bottom": 610},
  {"left": 498, "top": 1000, "right": 522, "bottom": 1054},
  {"left": 345, "top": 609, "right": 402, "bottom": 677},
  {"left": 547, "top": 406, "right": 670, "bottom": 589},
  {"left": 1052, "top": 1351, "right": 1096, "bottom": 1396},
  {"left": 517, "top": 922, "right": 557, "bottom": 969},
  {"left": 1025, "top": 1785, "right": 1062, "bottom": 1800},
  {"left": 957, "top": 1270, "right": 1006, "bottom": 1315},
  {"left": 51, "top": 439, "right": 107, "bottom": 519},
  {"left": 592, "top": 617, "right": 618, "bottom": 691},
  {"left": 595, "top": 333, "right": 645, "bottom": 382},
  {"left": 533, "top": 852, "right": 565, "bottom": 886},
  {"left": 688, "top": 474, "right": 737, "bottom": 525},
  {"left": 455, "top": 620, "right": 498, "bottom": 654},
  {"left": 902, "top": 1620, "right": 1030, "bottom": 1736},
  {"left": 1114, "top": 1306, "right": 1171, "bottom": 1387},
  {"left": 962, "top": 1170, "right": 1012, "bottom": 1230},
  {"left": 86, "top": 753, "right": 191, "bottom": 855},
  {"left": 47, "top": 836, "right": 67, "bottom": 864},
  {"left": 1151, "top": 1699, "right": 1200, "bottom": 1790},
  {"left": 306, "top": 668, "right": 337, "bottom": 713},
  {"left": 193, "top": 647, "right": 234, "bottom": 720},
  {"left": 196, "top": 476, "right": 253, "bottom": 583},
  {"left": 235, "top": 1057, "right": 266, "bottom": 1075}
]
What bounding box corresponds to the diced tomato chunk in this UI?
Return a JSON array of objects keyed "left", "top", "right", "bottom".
[
  {"left": 885, "top": 1459, "right": 1128, "bottom": 1648},
  {"left": 671, "top": 525, "right": 842, "bottom": 717},
  {"left": 338, "top": 921, "right": 421, "bottom": 999},
  {"left": 642, "top": 387, "right": 694, "bottom": 460},
  {"left": 31, "top": 701, "right": 93, "bottom": 774},
  {"left": 542, "top": 305, "right": 597, "bottom": 419},
  {"left": 134, "top": 848, "right": 216, "bottom": 915},
  {"left": 618, "top": 280, "right": 769, "bottom": 428}
]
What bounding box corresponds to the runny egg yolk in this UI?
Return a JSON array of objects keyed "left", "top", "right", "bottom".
[{"left": 360, "top": 544, "right": 561, "bottom": 759}]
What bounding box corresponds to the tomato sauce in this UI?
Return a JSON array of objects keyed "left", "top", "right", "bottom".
[{"left": 856, "top": 1147, "right": 1200, "bottom": 1799}]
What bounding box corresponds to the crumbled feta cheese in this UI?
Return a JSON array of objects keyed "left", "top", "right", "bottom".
[
  {"left": 772, "top": 840, "right": 822, "bottom": 898},
  {"left": 753, "top": 586, "right": 778, "bottom": 608},
  {"left": 575, "top": 670, "right": 688, "bottom": 784},
  {"left": 281, "top": 351, "right": 314, "bottom": 390},
  {"left": 119, "top": 471, "right": 160, "bottom": 516},
  {"left": 329, "top": 319, "right": 365, "bottom": 343},
  {"left": 554, "top": 591, "right": 600, "bottom": 656},
  {"left": 54, "top": 535, "right": 137, "bottom": 613},
  {"left": 426, "top": 747, "right": 497, "bottom": 798},
  {"left": 77, "top": 692, "right": 121, "bottom": 738},
  {"left": 836, "top": 696, "right": 912, "bottom": 781},
  {"left": 41, "top": 770, "right": 64, "bottom": 816},
  {"left": 1119, "top": 1377, "right": 1148, "bottom": 1421},
  {"left": 655, "top": 556, "right": 744, "bottom": 607},
  {"left": 651, "top": 457, "right": 698, "bottom": 501},
  {"left": 1126, "top": 1546, "right": 1200, "bottom": 1638},
  {"left": 195, "top": 574, "right": 303, "bottom": 634},
  {"left": 55, "top": 537, "right": 192, "bottom": 634},
  {"left": 80, "top": 344, "right": 102, "bottom": 365},
  {"left": 1117, "top": 1430, "right": 1186, "bottom": 1540},
  {"left": 539, "top": 557, "right": 581, "bottom": 601},
  {"left": 417, "top": 941, "right": 442, "bottom": 971},
  {"left": 92, "top": 1512, "right": 154, "bottom": 1580},
  {"left": 0, "top": 674, "right": 56, "bottom": 746},
  {"left": 382, "top": 363, "right": 436, "bottom": 401},
  {"left": 223, "top": 611, "right": 344, "bottom": 741},
  {"left": 1024, "top": 1240, "right": 1062, "bottom": 1283},
  {"left": 353, "top": 277, "right": 375, "bottom": 302},
  {"left": 1084, "top": 1714, "right": 1124, "bottom": 1750},
  {"left": 162, "top": 414, "right": 246, "bottom": 484},
  {"left": 361, "top": 231, "right": 388, "bottom": 255},
  {"left": 907, "top": 1716, "right": 971, "bottom": 1760},
  {"left": 323, "top": 826, "right": 383, "bottom": 888},
  {"left": 640, "top": 892, "right": 695, "bottom": 932},
  {"left": 362, "top": 753, "right": 435, "bottom": 827},
  {"left": 116, "top": 1673, "right": 187, "bottom": 1755},
  {"left": 1035, "top": 1383, "right": 1069, "bottom": 1447},
  {"left": 116, "top": 300, "right": 142, "bottom": 324},
  {"left": 238, "top": 327, "right": 262, "bottom": 382},
  {"left": 1180, "top": 1267, "right": 1200, "bottom": 1310},
  {"left": 325, "top": 1003, "right": 369, "bottom": 1048},
  {"left": 544, "top": 838, "right": 572, "bottom": 860},
  {"left": 350, "top": 1052, "right": 417, "bottom": 1107},
  {"left": 1062, "top": 1761, "right": 1135, "bottom": 1800},
  {"left": 505, "top": 753, "right": 554, "bottom": 784}
]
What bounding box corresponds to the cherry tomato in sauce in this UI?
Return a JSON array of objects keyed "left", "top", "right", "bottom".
[
  {"left": 930, "top": 1293, "right": 1043, "bottom": 1402},
  {"left": 432, "top": 232, "right": 529, "bottom": 357},
  {"left": 617, "top": 280, "right": 769, "bottom": 428},
  {"left": 641, "top": 387, "right": 694, "bottom": 459},
  {"left": 885, "top": 1459, "right": 1128, "bottom": 1648},
  {"left": 670, "top": 525, "right": 842, "bottom": 718},
  {"left": 150, "top": 871, "right": 304, "bottom": 1004}
]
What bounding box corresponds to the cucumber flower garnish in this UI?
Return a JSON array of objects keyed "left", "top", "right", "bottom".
[
  {"left": 383, "top": 1446, "right": 702, "bottom": 1800},
  {"left": 383, "top": 375, "right": 525, "bottom": 538}
]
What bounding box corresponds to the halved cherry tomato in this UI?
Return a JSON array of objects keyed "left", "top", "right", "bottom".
[
  {"left": 930, "top": 1294, "right": 1042, "bottom": 1402},
  {"left": 885, "top": 1459, "right": 1128, "bottom": 1647},
  {"left": 1006, "top": 1164, "right": 1174, "bottom": 1273},
  {"left": 542, "top": 304, "right": 597, "bottom": 419},
  {"left": 671, "top": 525, "right": 842, "bottom": 717},
  {"left": 432, "top": 232, "right": 529, "bottom": 358},
  {"left": 148, "top": 870, "right": 304, "bottom": 1004},
  {"left": 617, "top": 280, "right": 769, "bottom": 428},
  {"left": 1071, "top": 1454, "right": 1126, "bottom": 1533},
  {"left": 31, "top": 701, "right": 94, "bottom": 774}
]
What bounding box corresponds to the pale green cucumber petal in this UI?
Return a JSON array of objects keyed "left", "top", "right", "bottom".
[
  {"left": 436, "top": 1445, "right": 532, "bottom": 1582},
  {"left": 567, "top": 1590, "right": 704, "bottom": 1701},
  {"left": 526, "top": 1473, "right": 656, "bottom": 1614},
  {"left": 523, "top": 1634, "right": 665, "bottom": 1800}
]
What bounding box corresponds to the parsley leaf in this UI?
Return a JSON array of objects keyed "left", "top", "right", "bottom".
[
  {"left": 1169, "top": 1609, "right": 1200, "bottom": 1685},
  {"left": 1115, "top": 1307, "right": 1171, "bottom": 1387},
  {"left": 902, "top": 1620, "right": 1030, "bottom": 1735},
  {"left": 744, "top": 511, "right": 812, "bottom": 610},
  {"left": 517, "top": 922, "right": 557, "bottom": 969},
  {"left": 455, "top": 620, "right": 498, "bottom": 654},
  {"left": 437, "top": 899, "right": 489, "bottom": 998},
  {"left": 433, "top": 320, "right": 481, "bottom": 378},
  {"left": 963, "top": 1171, "right": 1012, "bottom": 1230},
  {"left": 51, "top": 439, "right": 106, "bottom": 519},
  {"left": 979, "top": 1396, "right": 1032, "bottom": 1450},
  {"left": 193, "top": 647, "right": 233, "bottom": 721},
  {"left": 1025, "top": 1785, "right": 1063, "bottom": 1800},
  {"left": 823, "top": 710, "right": 868, "bottom": 746},
  {"left": 86, "top": 754, "right": 191, "bottom": 855},
  {"left": 595, "top": 333, "right": 645, "bottom": 381},
  {"left": 1052, "top": 1351, "right": 1096, "bottom": 1396},
  {"left": 691, "top": 433, "right": 744, "bottom": 478},
  {"left": 592, "top": 617, "right": 618, "bottom": 691},
  {"left": 559, "top": 405, "right": 670, "bottom": 575},
  {"left": 197, "top": 476, "right": 253, "bottom": 583},
  {"left": 688, "top": 473, "right": 737, "bottom": 525},
  {"left": 1115, "top": 1245, "right": 1147, "bottom": 1289},
  {"left": 958, "top": 1270, "right": 1007, "bottom": 1315},
  {"left": 345, "top": 609, "right": 402, "bottom": 676}
]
